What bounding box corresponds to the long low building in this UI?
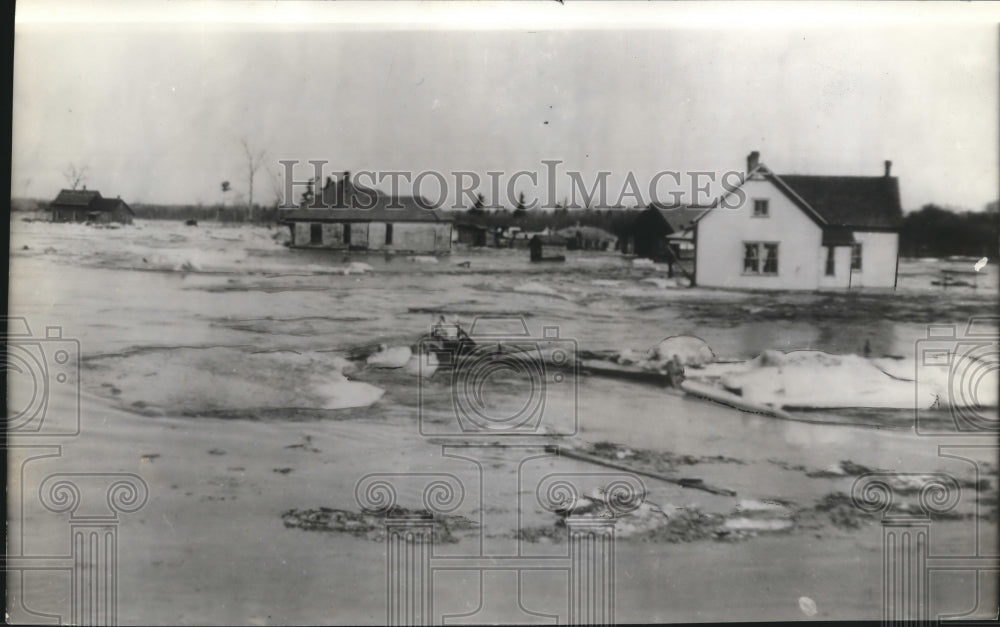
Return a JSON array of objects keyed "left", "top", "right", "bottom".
[{"left": 280, "top": 173, "right": 453, "bottom": 254}]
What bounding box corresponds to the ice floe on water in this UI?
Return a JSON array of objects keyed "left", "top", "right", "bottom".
[
  {"left": 600, "top": 334, "right": 997, "bottom": 411},
  {"left": 404, "top": 351, "right": 438, "bottom": 377},
  {"left": 710, "top": 349, "right": 998, "bottom": 410},
  {"left": 648, "top": 336, "right": 716, "bottom": 366},
  {"left": 88, "top": 347, "right": 384, "bottom": 415},
  {"left": 611, "top": 335, "right": 716, "bottom": 370},
  {"left": 366, "top": 345, "right": 412, "bottom": 368}
]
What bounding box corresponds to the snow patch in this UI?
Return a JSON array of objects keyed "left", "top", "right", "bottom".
[{"left": 716, "top": 350, "right": 998, "bottom": 410}]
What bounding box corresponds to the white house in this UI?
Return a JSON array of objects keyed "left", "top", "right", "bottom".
[{"left": 692, "top": 152, "right": 903, "bottom": 290}]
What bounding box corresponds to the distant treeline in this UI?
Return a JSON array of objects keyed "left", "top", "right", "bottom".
[
  {"left": 130, "top": 203, "right": 283, "bottom": 223},
  {"left": 899, "top": 204, "right": 999, "bottom": 258},
  {"left": 13, "top": 196, "right": 999, "bottom": 257},
  {"left": 456, "top": 206, "right": 642, "bottom": 239},
  {"left": 10, "top": 198, "right": 284, "bottom": 223}
]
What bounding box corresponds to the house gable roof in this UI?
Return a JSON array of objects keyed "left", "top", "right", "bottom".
[
  {"left": 774, "top": 173, "right": 902, "bottom": 229},
  {"left": 283, "top": 174, "right": 451, "bottom": 223},
  {"left": 51, "top": 189, "right": 101, "bottom": 208},
  {"left": 648, "top": 203, "right": 710, "bottom": 233},
  {"left": 93, "top": 197, "right": 135, "bottom": 215},
  {"left": 694, "top": 162, "right": 903, "bottom": 231},
  {"left": 282, "top": 195, "right": 451, "bottom": 223}
]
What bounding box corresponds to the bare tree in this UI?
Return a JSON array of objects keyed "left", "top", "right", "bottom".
[
  {"left": 267, "top": 165, "right": 286, "bottom": 204},
  {"left": 240, "top": 137, "right": 266, "bottom": 222},
  {"left": 62, "top": 163, "right": 88, "bottom": 190}
]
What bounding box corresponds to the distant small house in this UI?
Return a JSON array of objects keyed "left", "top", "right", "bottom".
[
  {"left": 692, "top": 152, "right": 903, "bottom": 289},
  {"left": 623, "top": 204, "right": 707, "bottom": 260},
  {"left": 48, "top": 189, "right": 135, "bottom": 225},
  {"left": 280, "top": 172, "right": 452, "bottom": 254},
  {"left": 556, "top": 225, "right": 617, "bottom": 251},
  {"left": 621, "top": 203, "right": 706, "bottom": 279},
  {"left": 453, "top": 222, "right": 488, "bottom": 247},
  {"left": 529, "top": 234, "right": 568, "bottom": 262}
]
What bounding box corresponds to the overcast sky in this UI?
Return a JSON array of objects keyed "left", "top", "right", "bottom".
[{"left": 12, "top": 1, "right": 1000, "bottom": 211}]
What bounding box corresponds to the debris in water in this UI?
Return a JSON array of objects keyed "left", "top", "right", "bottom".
[{"left": 282, "top": 506, "right": 477, "bottom": 543}]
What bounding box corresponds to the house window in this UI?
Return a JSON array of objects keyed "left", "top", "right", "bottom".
[
  {"left": 385, "top": 223, "right": 393, "bottom": 245},
  {"left": 310, "top": 223, "right": 322, "bottom": 245},
  {"left": 851, "top": 243, "right": 862, "bottom": 270},
  {"left": 344, "top": 223, "right": 352, "bottom": 245},
  {"left": 762, "top": 244, "right": 779, "bottom": 274},
  {"left": 825, "top": 246, "right": 836, "bottom": 276},
  {"left": 753, "top": 199, "right": 769, "bottom": 217},
  {"left": 743, "top": 243, "right": 760, "bottom": 273},
  {"left": 743, "top": 242, "right": 779, "bottom": 275}
]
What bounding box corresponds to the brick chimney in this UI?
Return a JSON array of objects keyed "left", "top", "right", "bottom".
[
  {"left": 747, "top": 151, "right": 760, "bottom": 173},
  {"left": 884, "top": 160, "right": 892, "bottom": 177}
]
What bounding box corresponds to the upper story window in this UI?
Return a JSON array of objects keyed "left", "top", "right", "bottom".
[{"left": 752, "top": 199, "right": 769, "bottom": 217}]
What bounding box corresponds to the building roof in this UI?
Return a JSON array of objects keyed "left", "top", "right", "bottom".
[
  {"left": 821, "top": 225, "right": 857, "bottom": 246},
  {"left": 51, "top": 189, "right": 101, "bottom": 207},
  {"left": 694, "top": 162, "right": 904, "bottom": 231},
  {"left": 317, "top": 175, "right": 381, "bottom": 208},
  {"left": 282, "top": 196, "right": 451, "bottom": 223},
  {"left": 283, "top": 173, "right": 451, "bottom": 223},
  {"left": 93, "top": 197, "right": 135, "bottom": 215},
  {"left": 454, "top": 222, "right": 488, "bottom": 231},
  {"left": 649, "top": 204, "right": 709, "bottom": 232},
  {"left": 775, "top": 174, "right": 902, "bottom": 229}
]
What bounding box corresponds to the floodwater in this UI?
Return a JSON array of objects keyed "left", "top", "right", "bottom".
[{"left": 7, "top": 218, "right": 999, "bottom": 624}]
